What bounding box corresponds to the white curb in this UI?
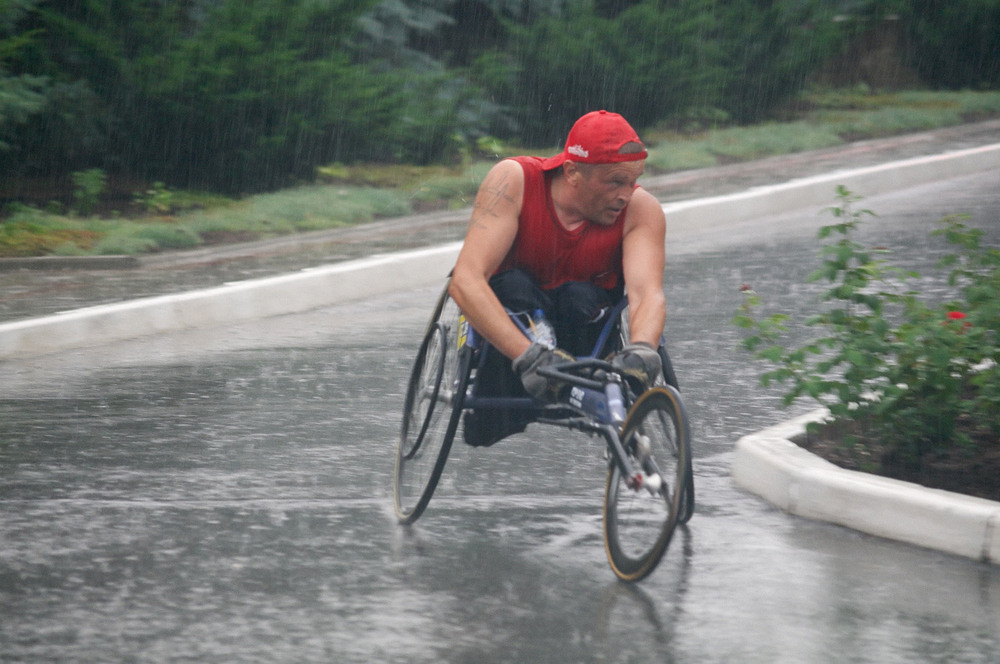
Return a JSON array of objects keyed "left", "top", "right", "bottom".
[
  {"left": 732, "top": 409, "right": 1000, "bottom": 565},
  {"left": 0, "top": 242, "right": 462, "bottom": 358},
  {"left": 661, "top": 142, "right": 1000, "bottom": 231}
]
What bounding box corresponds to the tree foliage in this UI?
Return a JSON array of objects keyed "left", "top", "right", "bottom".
[
  {"left": 1, "top": 0, "right": 47, "bottom": 153},
  {"left": 901, "top": 0, "right": 1000, "bottom": 89},
  {"left": 0, "top": 0, "right": 995, "bottom": 195},
  {"left": 5, "top": 0, "right": 388, "bottom": 192},
  {"left": 511, "top": 1, "right": 723, "bottom": 145}
]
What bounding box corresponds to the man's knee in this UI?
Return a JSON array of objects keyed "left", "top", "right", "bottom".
[{"left": 554, "top": 281, "right": 614, "bottom": 327}]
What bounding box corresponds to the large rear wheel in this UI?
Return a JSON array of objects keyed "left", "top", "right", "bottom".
[
  {"left": 603, "top": 386, "right": 691, "bottom": 582},
  {"left": 393, "top": 285, "right": 470, "bottom": 524}
]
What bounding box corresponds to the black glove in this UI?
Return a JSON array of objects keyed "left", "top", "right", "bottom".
[
  {"left": 512, "top": 342, "right": 575, "bottom": 402},
  {"left": 608, "top": 342, "right": 661, "bottom": 392}
]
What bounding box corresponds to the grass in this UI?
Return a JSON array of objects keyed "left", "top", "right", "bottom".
[
  {"left": 645, "top": 121, "right": 845, "bottom": 169},
  {"left": 3, "top": 88, "right": 999, "bottom": 257}
]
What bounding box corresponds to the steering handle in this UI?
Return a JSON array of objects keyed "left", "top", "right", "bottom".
[{"left": 535, "top": 358, "right": 617, "bottom": 392}]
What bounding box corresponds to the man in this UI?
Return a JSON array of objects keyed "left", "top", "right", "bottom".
[{"left": 449, "top": 110, "right": 667, "bottom": 445}]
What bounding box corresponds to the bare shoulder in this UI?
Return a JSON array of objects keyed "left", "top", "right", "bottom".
[
  {"left": 624, "top": 186, "right": 665, "bottom": 234},
  {"left": 455, "top": 159, "right": 524, "bottom": 274},
  {"left": 485, "top": 157, "right": 524, "bottom": 180},
  {"left": 463, "top": 158, "right": 523, "bottom": 235},
  {"left": 477, "top": 159, "right": 524, "bottom": 207}
]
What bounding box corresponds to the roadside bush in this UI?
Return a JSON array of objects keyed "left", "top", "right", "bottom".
[
  {"left": 71, "top": 168, "right": 106, "bottom": 215},
  {"left": 733, "top": 187, "right": 1000, "bottom": 468}
]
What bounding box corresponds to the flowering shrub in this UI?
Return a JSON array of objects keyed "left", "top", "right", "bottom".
[{"left": 733, "top": 186, "right": 999, "bottom": 467}]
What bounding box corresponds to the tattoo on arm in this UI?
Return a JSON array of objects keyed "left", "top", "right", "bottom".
[{"left": 471, "top": 170, "right": 514, "bottom": 230}]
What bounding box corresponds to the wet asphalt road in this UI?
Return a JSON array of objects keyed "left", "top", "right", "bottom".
[{"left": 2, "top": 172, "right": 1000, "bottom": 662}]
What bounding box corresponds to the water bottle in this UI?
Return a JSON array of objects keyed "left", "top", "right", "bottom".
[{"left": 530, "top": 309, "right": 556, "bottom": 349}]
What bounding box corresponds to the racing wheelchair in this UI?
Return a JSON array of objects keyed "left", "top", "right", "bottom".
[{"left": 393, "top": 277, "right": 694, "bottom": 582}]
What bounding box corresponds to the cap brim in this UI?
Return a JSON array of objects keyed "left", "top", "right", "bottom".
[{"left": 540, "top": 153, "right": 567, "bottom": 170}]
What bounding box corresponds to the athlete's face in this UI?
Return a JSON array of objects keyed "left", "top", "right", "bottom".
[{"left": 572, "top": 160, "right": 645, "bottom": 226}]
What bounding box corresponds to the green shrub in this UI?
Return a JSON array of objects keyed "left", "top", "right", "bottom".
[
  {"left": 132, "top": 182, "right": 175, "bottom": 214},
  {"left": 71, "top": 168, "right": 107, "bottom": 215},
  {"left": 733, "top": 187, "right": 1000, "bottom": 467}
]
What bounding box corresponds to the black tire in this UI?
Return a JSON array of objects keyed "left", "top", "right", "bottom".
[
  {"left": 393, "top": 284, "right": 471, "bottom": 524},
  {"left": 603, "top": 386, "right": 691, "bottom": 582},
  {"left": 616, "top": 308, "right": 695, "bottom": 526},
  {"left": 658, "top": 345, "right": 695, "bottom": 525}
]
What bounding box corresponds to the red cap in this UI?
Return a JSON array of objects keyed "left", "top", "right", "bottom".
[{"left": 540, "top": 110, "right": 647, "bottom": 170}]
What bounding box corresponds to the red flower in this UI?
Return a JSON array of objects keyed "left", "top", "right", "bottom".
[{"left": 944, "top": 311, "right": 972, "bottom": 334}]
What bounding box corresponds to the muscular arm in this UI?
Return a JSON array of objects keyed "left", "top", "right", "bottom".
[
  {"left": 621, "top": 187, "right": 667, "bottom": 346},
  {"left": 448, "top": 159, "right": 533, "bottom": 360}
]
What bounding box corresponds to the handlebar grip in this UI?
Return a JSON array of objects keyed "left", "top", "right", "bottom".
[{"left": 536, "top": 359, "right": 617, "bottom": 392}]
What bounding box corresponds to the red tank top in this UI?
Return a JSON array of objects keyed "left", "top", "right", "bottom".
[{"left": 498, "top": 156, "right": 625, "bottom": 290}]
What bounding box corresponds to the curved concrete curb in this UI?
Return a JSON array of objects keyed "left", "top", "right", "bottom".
[{"left": 732, "top": 409, "right": 1000, "bottom": 565}]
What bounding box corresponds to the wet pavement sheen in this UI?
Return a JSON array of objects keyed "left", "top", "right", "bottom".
[{"left": 2, "top": 143, "right": 1000, "bottom": 662}]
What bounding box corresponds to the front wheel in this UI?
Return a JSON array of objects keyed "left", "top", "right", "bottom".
[
  {"left": 658, "top": 345, "right": 695, "bottom": 525},
  {"left": 603, "top": 387, "right": 691, "bottom": 582},
  {"left": 393, "top": 285, "right": 470, "bottom": 524}
]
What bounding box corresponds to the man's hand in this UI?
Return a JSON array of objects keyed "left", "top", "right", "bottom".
[
  {"left": 513, "top": 342, "right": 575, "bottom": 402},
  {"left": 608, "top": 342, "right": 661, "bottom": 392}
]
